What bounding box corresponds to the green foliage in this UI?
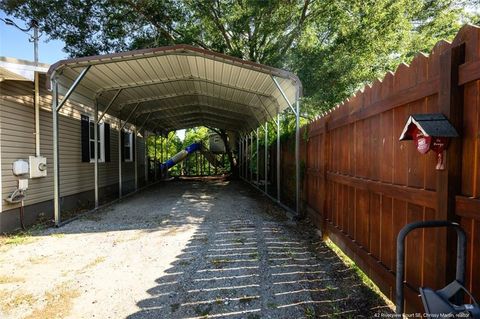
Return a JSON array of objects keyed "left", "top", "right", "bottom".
[
  {"left": 2, "top": 0, "right": 478, "bottom": 121},
  {"left": 293, "top": 0, "right": 476, "bottom": 117}
]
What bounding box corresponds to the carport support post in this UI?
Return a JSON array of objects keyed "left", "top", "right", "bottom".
[
  {"left": 250, "top": 132, "right": 253, "bottom": 181},
  {"left": 276, "top": 114, "right": 281, "bottom": 202},
  {"left": 245, "top": 135, "right": 249, "bottom": 181},
  {"left": 52, "top": 81, "right": 60, "bottom": 225},
  {"left": 264, "top": 122, "right": 268, "bottom": 193},
  {"left": 94, "top": 102, "right": 99, "bottom": 208},
  {"left": 239, "top": 137, "right": 243, "bottom": 178},
  {"left": 240, "top": 136, "right": 244, "bottom": 179},
  {"left": 256, "top": 128, "right": 259, "bottom": 187},
  {"left": 145, "top": 132, "right": 148, "bottom": 184},
  {"left": 52, "top": 65, "right": 91, "bottom": 226},
  {"left": 118, "top": 118, "right": 123, "bottom": 199},
  {"left": 154, "top": 134, "right": 157, "bottom": 181},
  {"left": 295, "top": 91, "right": 300, "bottom": 215},
  {"left": 134, "top": 128, "right": 138, "bottom": 190},
  {"left": 238, "top": 138, "right": 241, "bottom": 178}
]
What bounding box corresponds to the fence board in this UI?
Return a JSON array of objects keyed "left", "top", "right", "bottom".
[{"left": 277, "top": 25, "right": 480, "bottom": 313}]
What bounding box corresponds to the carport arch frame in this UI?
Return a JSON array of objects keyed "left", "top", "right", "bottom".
[{"left": 49, "top": 46, "right": 302, "bottom": 226}]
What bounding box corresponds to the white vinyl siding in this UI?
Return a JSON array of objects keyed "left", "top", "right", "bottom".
[{"left": 0, "top": 74, "right": 145, "bottom": 211}]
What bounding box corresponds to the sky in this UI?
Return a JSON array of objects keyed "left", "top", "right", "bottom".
[
  {"left": 0, "top": 11, "right": 66, "bottom": 64},
  {"left": 0, "top": 10, "right": 186, "bottom": 141}
]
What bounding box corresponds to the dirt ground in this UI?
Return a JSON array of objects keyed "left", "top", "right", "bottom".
[{"left": 0, "top": 179, "right": 393, "bottom": 319}]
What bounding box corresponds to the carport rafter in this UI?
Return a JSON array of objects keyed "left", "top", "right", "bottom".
[
  {"left": 150, "top": 113, "right": 245, "bottom": 130},
  {"left": 96, "top": 76, "right": 277, "bottom": 100},
  {"left": 147, "top": 106, "right": 257, "bottom": 129},
  {"left": 132, "top": 93, "right": 267, "bottom": 118}
]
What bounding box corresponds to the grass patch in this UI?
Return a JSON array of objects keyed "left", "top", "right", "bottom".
[
  {"left": 267, "top": 302, "right": 278, "bottom": 309},
  {"left": 25, "top": 282, "right": 80, "bottom": 319},
  {"left": 239, "top": 295, "right": 257, "bottom": 303},
  {"left": 0, "top": 290, "right": 36, "bottom": 314},
  {"left": 304, "top": 306, "right": 315, "bottom": 318},
  {"left": 194, "top": 304, "right": 212, "bottom": 317},
  {"left": 215, "top": 297, "right": 223, "bottom": 305},
  {"left": 234, "top": 237, "right": 246, "bottom": 245},
  {"left": 51, "top": 233, "right": 65, "bottom": 238},
  {"left": 0, "top": 231, "right": 35, "bottom": 246},
  {"left": 170, "top": 303, "right": 180, "bottom": 312},
  {"left": 80, "top": 213, "right": 102, "bottom": 222},
  {"left": 77, "top": 256, "right": 106, "bottom": 274},
  {"left": 210, "top": 258, "right": 229, "bottom": 268},
  {"left": 0, "top": 275, "right": 25, "bottom": 284},
  {"left": 324, "top": 239, "right": 390, "bottom": 303},
  {"left": 249, "top": 252, "right": 259, "bottom": 260}
]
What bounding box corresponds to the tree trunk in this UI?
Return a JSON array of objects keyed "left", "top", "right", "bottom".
[{"left": 209, "top": 127, "right": 238, "bottom": 178}]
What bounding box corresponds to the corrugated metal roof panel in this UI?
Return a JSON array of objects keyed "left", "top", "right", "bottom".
[{"left": 48, "top": 45, "right": 301, "bottom": 134}]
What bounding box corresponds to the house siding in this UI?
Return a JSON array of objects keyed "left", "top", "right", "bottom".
[{"left": 1, "top": 74, "right": 146, "bottom": 231}]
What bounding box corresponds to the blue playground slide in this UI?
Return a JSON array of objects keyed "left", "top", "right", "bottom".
[
  {"left": 160, "top": 142, "right": 224, "bottom": 173},
  {"left": 160, "top": 142, "right": 202, "bottom": 171}
]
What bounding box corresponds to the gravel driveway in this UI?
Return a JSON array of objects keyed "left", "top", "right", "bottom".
[{"left": 0, "top": 179, "right": 392, "bottom": 318}]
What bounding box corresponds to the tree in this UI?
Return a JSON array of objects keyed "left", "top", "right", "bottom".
[
  {"left": 207, "top": 127, "right": 237, "bottom": 178},
  {"left": 2, "top": 0, "right": 478, "bottom": 150},
  {"left": 292, "top": 0, "right": 477, "bottom": 116},
  {"left": 1, "top": 0, "right": 314, "bottom": 65}
]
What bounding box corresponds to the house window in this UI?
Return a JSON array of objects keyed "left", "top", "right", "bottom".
[
  {"left": 124, "top": 131, "right": 133, "bottom": 162},
  {"left": 89, "top": 121, "right": 105, "bottom": 162},
  {"left": 81, "top": 115, "right": 110, "bottom": 163}
]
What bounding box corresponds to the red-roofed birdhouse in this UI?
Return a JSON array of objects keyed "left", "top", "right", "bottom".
[{"left": 399, "top": 113, "right": 459, "bottom": 170}]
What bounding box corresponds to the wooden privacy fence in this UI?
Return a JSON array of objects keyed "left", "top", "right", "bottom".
[{"left": 279, "top": 24, "right": 480, "bottom": 313}]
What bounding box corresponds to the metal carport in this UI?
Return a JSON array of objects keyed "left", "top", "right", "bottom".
[{"left": 47, "top": 45, "right": 302, "bottom": 225}]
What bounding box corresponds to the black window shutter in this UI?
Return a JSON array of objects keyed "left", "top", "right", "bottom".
[
  {"left": 81, "top": 115, "right": 90, "bottom": 162},
  {"left": 121, "top": 130, "right": 125, "bottom": 162},
  {"left": 132, "top": 133, "right": 136, "bottom": 161},
  {"left": 104, "top": 123, "right": 111, "bottom": 162}
]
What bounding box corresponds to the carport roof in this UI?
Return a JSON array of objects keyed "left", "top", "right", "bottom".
[{"left": 47, "top": 45, "right": 302, "bottom": 134}]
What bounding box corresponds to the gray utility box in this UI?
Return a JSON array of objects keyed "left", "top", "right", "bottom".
[{"left": 29, "top": 156, "right": 47, "bottom": 178}]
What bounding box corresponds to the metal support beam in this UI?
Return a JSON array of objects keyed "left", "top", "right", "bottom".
[
  {"left": 94, "top": 101, "right": 99, "bottom": 208},
  {"left": 238, "top": 136, "right": 243, "bottom": 177},
  {"left": 250, "top": 132, "right": 253, "bottom": 181},
  {"left": 52, "top": 80, "right": 60, "bottom": 226},
  {"left": 137, "top": 112, "right": 152, "bottom": 132},
  {"left": 264, "top": 122, "right": 268, "bottom": 194},
  {"left": 118, "top": 118, "right": 123, "bottom": 199},
  {"left": 154, "top": 134, "right": 157, "bottom": 181},
  {"left": 256, "top": 128, "right": 259, "bottom": 186},
  {"left": 295, "top": 91, "right": 301, "bottom": 215},
  {"left": 244, "top": 136, "right": 248, "bottom": 179},
  {"left": 119, "top": 103, "right": 141, "bottom": 130},
  {"left": 52, "top": 67, "right": 92, "bottom": 226},
  {"left": 245, "top": 135, "right": 249, "bottom": 181},
  {"left": 97, "top": 89, "right": 122, "bottom": 123},
  {"left": 56, "top": 66, "right": 91, "bottom": 112},
  {"left": 271, "top": 76, "right": 296, "bottom": 115},
  {"left": 145, "top": 132, "right": 149, "bottom": 184},
  {"left": 134, "top": 128, "right": 138, "bottom": 190},
  {"left": 277, "top": 113, "right": 281, "bottom": 202}
]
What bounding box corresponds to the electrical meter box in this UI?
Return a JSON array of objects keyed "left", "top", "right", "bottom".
[
  {"left": 29, "top": 156, "right": 47, "bottom": 178},
  {"left": 12, "top": 160, "right": 29, "bottom": 176}
]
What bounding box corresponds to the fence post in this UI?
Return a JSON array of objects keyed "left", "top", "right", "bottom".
[
  {"left": 436, "top": 42, "right": 465, "bottom": 287},
  {"left": 320, "top": 117, "right": 329, "bottom": 239}
]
